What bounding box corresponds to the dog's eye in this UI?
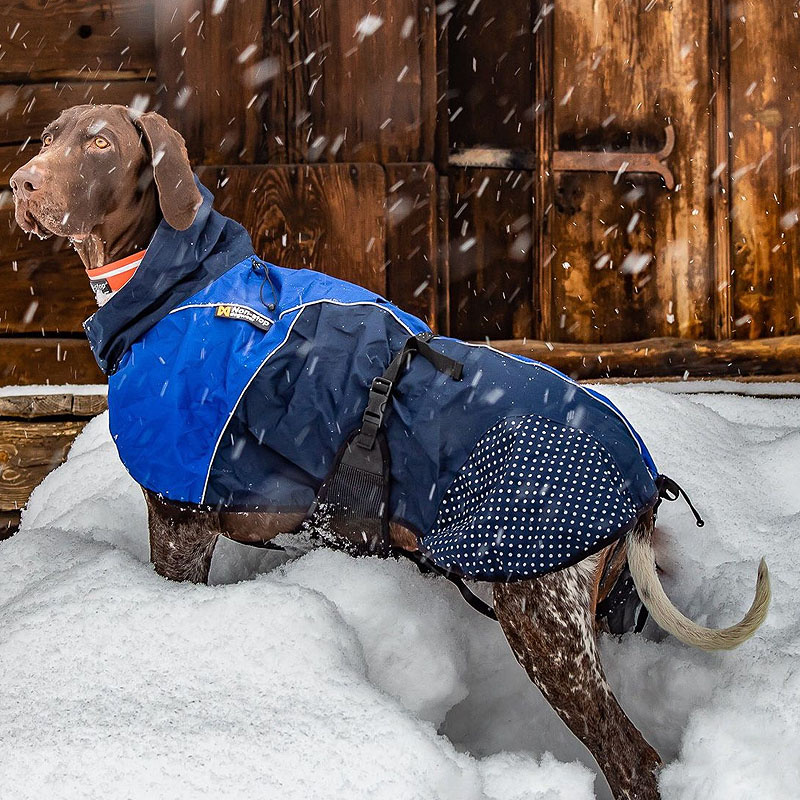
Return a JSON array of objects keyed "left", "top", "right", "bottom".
[
  {"left": 42, "top": 133, "right": 53, "bottom": 147},
  {"left": 93, "top": 136, "right": 110, "bottom": 149}
]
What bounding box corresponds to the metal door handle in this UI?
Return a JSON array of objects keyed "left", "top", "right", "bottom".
[{"left": 552, "top": 125, "right": 675, "bottom": 189}]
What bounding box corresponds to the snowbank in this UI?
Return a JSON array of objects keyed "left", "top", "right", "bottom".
[{"left": 1, "top": 386, "right": 798, "bottom": 798}]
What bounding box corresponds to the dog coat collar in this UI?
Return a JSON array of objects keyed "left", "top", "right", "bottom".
[
  {"left": 86, "top": 249, "right": 147, "bottom": 302},
  {"left": 83, "top": 176, "right": 255, "bottom": 375}
]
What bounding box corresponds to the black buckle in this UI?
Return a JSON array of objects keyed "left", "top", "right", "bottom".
[{"left": 356, "top": 376, "right": 393, "bottom": 450}]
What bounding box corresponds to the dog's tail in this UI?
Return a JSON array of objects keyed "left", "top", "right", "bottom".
[{"left": 626, "top": 516, "right": 770, "bottom": 651}]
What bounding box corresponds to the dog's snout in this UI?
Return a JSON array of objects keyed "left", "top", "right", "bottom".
[{"left": 10, "top": 165, "right": 45, "bottom": 198}]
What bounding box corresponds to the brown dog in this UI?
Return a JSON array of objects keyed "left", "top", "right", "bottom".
[{"left": 11, "top": 104, "right": 770, "bottom": 800}]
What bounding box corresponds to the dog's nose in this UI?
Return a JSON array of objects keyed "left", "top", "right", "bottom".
[{"left": 10, "top": 165, "right": 45, "bottom": 199}]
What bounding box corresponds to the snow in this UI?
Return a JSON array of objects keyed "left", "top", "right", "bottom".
[
  {"left": 0, "top": 383, "right": 107, "bottom": 397},
  {"left": 1, "top": 386, "right": 798, "bottom": 798},
  {"left": 355, "top": 14, "right": 384, "bottom": 40}
]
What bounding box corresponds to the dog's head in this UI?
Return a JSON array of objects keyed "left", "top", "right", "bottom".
[{"left": 10, "top": 104, "right": 202, "bottom": 242}]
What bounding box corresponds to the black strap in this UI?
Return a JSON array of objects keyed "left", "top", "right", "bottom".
[
  {"left": 656, "top": 474, "right": 705, "bottom": 527},
  {"left": 399, "top": 549, "right": 498, "bottom": 620},
  {"left": 355, "top": 333, "right": 463, "bottom": 451}
]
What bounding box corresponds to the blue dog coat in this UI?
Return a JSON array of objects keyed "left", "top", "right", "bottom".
[{"left": 85, "top": 179, "right": 661, "bottom": 581}]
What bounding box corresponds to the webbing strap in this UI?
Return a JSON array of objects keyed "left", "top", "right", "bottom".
[
  {"left": 355, "top": 333, "right": 463, "bottom": 451},
  {"left": 399, "top": 549, "right": 498, "bottom": 620}
]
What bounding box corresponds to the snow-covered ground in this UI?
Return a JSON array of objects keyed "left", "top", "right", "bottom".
[{"left": 1, "top": 385, "right": 798, "bottom": 799}]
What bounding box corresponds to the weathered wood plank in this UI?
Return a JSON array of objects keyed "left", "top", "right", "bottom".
[
  {"left": 268, "top": 0, "right": 436, "bottom": 163},
  {"left": 154, "top": 0, "right": 268, "bottom": 164},
  {"left": 729, "top": 1, "right": 800, "bottom": 339},
  {"left": 533, "top": 0, "right": 554, "bottom": 340},
  {"left": 0, "top": 80, "right": 156, "bottom": 146},
  {"left": 72, "top": 394, "right": 107, "bottom": 416},
  {"left": 710, "top": 0, "right": 732, "bottom": 339},
  {"left": 0, "top": 394, "right": 76, "bottom": 418},
  {"left": 436, "top": 173, "right": 451, "bottom": 335},
  {"left": 550, "top": 0, "right": 714, "bottom": 343},
  {"left": 197, "top": 164, "right": 387, "bottom": 294},
  {"left": 385, "top": 163, "right": 438, "bottom": 327},
  {"left": 0, "top": 393, "right": 106, "bottom": 418},
  {"left": 447, "top": 0, "right": 533, "bottom": 150},
  {"left": 0, "top": 1, "right": 155, "bottom": 81},
  {"left": 0, "top": 338, "right": 103, "bottom": 386},
  {"left": 158, "top": 0, "right": 436, "bottom": 165},
  {"left": 448, "top": 167, "right": 533, "bottom": 341},
  {"left": 0, "top": 419, "right": 86, "bottom": 510},
  {"left": 492, "top": 335, "right": 800, "bottom": 380}
]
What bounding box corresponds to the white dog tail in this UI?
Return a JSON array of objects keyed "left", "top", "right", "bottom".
[{"left": 626, "top": 519, "right": 770, "bottom": 651}]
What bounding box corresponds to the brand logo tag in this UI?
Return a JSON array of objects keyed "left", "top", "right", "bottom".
[{"left": 215, "top": 304, "right": 273, "bottom": 331}]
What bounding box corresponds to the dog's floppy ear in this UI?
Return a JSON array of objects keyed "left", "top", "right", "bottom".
[{"left": 132, "top": 111, "right": 202, "bottom": 231}]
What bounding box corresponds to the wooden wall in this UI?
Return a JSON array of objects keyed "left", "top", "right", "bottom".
[{"left": 1, "top": 0, "right": 799, "bottom": 387}]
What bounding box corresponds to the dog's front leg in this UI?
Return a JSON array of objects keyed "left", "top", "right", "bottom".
[
  {"left": 493, "top": 560, "right": 662, "bottom": 800},
  {"left": 144, "top": 490, "right": 219, "bottom": 584}
]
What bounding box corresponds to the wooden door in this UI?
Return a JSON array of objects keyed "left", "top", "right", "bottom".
[{"left": 445, "top": 0, "right": 800, "bottom": 377}]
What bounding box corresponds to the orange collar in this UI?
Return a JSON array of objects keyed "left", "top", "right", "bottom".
[{"left": 86, "top": 250, "right": 147, "bottom": 298}]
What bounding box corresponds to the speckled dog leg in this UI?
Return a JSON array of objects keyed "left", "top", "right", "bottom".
[{"left": 493, "top": 556, "right": 663, "bottom": 800}]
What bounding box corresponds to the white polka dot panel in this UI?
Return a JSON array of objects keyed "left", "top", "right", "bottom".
[{"left": 425, "top": 414, "right": 638, "bottom": 580}]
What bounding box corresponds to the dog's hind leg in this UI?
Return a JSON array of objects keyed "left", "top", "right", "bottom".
[
  {"left": 493, "top": 558, "right": 662, "bottom": 800},
  {"left": 144, "top": 490, "right": 219, "bottom": 584}
]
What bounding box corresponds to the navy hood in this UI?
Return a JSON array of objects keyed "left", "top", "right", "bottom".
[{"left": 83, "top": 176, "right": 254, "bottom": 374}]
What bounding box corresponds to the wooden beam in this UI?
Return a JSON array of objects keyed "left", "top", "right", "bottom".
[
  {"left": 489, "top": 335, "right": 800, "bottom": 379},
  {"left": 0, "top": 1, "right": 155, "bottom": 82},
  {"left": 0, "top": 394, "right": 107, "bottom": 419}
]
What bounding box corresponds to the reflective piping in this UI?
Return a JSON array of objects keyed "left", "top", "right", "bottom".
[
  {"left": 199, "top": 299, "right": 419, "bottom": 504},
  {"left": 172, "top": 299, "right": 421, "bottom": 338},
  {"left": 446, "top": 339, "right": 647, "bottom": 459},
  {"left": 89, "top": 260, "right": 143, "bottom": 280},
  {"left": 169, "top": 303, "right": 223, "bottom": 313}
]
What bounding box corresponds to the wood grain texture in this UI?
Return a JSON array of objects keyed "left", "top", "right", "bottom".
[
  {"left": 158, "top": 0, "right": 435, "bottom": 164},
  {"left": 710, "top": 0, "right": 732, "bottom": 338},
  {"left": 492, "top": 335, "right": 800, "bottom": 379},
  {"left": 448, "top": 167, "right": 533, "bottom": 341},
  {"left": 0, "top": 393, "right": 106, "bottom": 418},
  {"left": 0, "top": 80, "right": 156, "bottom": 146},
  {"left": 267, "top": 0, "right": 436, "bottom": 163},
  {"left": 447, "top": 0, "right": 533, "bottom": 150},
  {"left": 729, "top": 1, "right": 800, "bottom": 339},
  {"left": 0, "top": 338, "right": 103, "bottom": 385},
  {"left": 197, "top": 164, "right": 387, "bottom": 294},
  {"left": 0, "top": 0, "right": 155, "bottom": 81},
  {"left": 0, "top": 209, "right": 93, "bottom": 334},
  {"left": 533, "top": 0, "right": 554, "bottom": 339},
  {"left": 550, "top": 0, "right": 714, "bottom": 343},
  {"left": 155, "top": 0, "right": 268, "bottom": 164},
  {"left": 385, "top": 163, "right": 438, "bottom": 326},
  {"left": 436, "top": 173, "right": 451, "bottom": 335},
  {"left": 0, "top": 419, "right": 86, "bottom": 510}
]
